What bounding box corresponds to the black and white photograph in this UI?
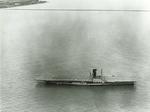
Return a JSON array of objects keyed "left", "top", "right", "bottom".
[{"left": 1, "top": 0, "right": 150, "bottom": 112}]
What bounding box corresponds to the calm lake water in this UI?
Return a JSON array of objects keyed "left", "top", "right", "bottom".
[{"left": 1, "top": 1, "right": 150, "bottom": 112}]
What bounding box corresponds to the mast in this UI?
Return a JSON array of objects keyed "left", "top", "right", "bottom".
[{"left": 101, "top": 69, "right": 103, "bottom": 76}]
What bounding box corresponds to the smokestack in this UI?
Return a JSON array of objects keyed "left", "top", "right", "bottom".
[{"left": 92, "top": 69, "right": 97, "bottom": 78}]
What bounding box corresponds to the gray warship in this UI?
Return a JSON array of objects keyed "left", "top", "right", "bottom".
[{"left": 36, "top": 69, "right": 135, "bottom": 86}]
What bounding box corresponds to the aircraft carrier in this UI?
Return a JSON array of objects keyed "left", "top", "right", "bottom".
[{"left": 36, "top": 69, "right": 135, "bottom": 86}]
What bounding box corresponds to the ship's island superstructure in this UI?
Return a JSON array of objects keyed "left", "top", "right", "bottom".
[{"left": 36, "top": 69, "right": 135, "bottom": 86}]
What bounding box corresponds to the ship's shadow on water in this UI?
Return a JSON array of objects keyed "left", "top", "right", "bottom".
[{"left": 0, "top": 0, "right": 47, "bottom": 8}]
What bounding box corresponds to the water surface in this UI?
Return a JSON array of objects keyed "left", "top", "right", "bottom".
[{"left": 1, "top": 2, "right": 150, "bottom": 112}]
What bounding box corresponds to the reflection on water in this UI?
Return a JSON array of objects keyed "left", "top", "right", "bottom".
[
  {"left": 1, "top": 10, "right": 150, "bottom": 112},
  {"left": 34, "top": 84, "right": 136, "bottom": 112}
]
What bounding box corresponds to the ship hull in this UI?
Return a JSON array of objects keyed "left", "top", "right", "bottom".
[
  {"left": 37, "top": 79, "right": 135, "bottom": 86},
  {"left": 36, "top": 73, "right": 135, "bottom": 86}
]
